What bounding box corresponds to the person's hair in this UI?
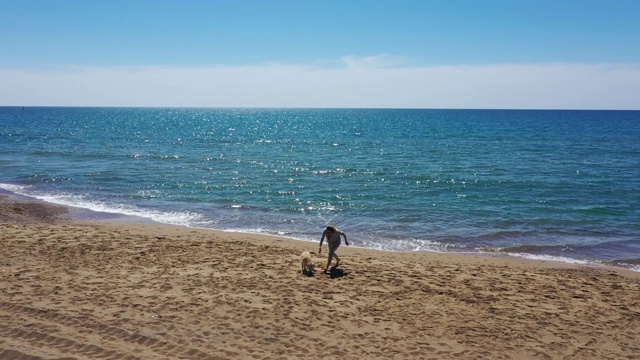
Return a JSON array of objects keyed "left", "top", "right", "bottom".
[{"left": 326, "top": 226, "right": 336, "bottom": 232}]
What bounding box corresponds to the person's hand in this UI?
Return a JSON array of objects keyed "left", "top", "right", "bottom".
[
  {"left": 346, "top": 241, "right": 349, "bottom": 246},
  {"left": 318, "top": 246, "right": 322, "bottom": 254}
]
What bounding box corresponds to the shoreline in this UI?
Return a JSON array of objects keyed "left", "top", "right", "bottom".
[
  {"left": 2, "top": 191, "right": 639, "bottom": 274},
  {"left": 2, "top": 197, "right": 640, "bottom": 359}
]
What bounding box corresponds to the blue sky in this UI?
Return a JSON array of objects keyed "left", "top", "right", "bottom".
[{"left": 1, "top": 0, "right": 639, "bottom": 109}]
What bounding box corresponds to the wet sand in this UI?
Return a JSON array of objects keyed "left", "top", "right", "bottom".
[{"left": 1, "top": 196, "right": 639, "bottom": 359}]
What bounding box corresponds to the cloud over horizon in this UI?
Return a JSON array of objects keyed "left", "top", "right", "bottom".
[{"left": 2, "top": 58, "right": 639, "bottom": 110}]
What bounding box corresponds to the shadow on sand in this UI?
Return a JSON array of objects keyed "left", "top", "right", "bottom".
[
  {"left": 302, "top": 269, "right": 315, "bottom": 277},
  {"left": 302, "top": 266, "right": 348, "bottom": 278},
  {"left": 327, "top": 266, "right": 348, "bottom": 279}
]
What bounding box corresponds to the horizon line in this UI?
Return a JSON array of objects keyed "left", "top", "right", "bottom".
[{"left": 2, "top": 105, "right": 639, "bottom": 111}]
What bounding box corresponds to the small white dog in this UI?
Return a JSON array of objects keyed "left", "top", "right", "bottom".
[{"left": 301, "top": 251, "right": 315, "bottom": 274}]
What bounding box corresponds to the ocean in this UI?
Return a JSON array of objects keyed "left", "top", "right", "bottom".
[{"left": 1, "top": 107, "right": 639, "bottom": 270}]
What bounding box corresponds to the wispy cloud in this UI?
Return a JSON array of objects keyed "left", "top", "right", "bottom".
[
  {"left": 1, "top": 59, "right": 639, "bottom": 109},
  {"left": 338, "top": 54, "right": 410, "bottom": 68}
]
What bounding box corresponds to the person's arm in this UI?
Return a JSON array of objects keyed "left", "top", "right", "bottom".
[
  {"left": 319, "top": 231, "right": 326, "bottom": 253},
  {"left": 341, "top": 232, "right": 349, "bottom": 246}
]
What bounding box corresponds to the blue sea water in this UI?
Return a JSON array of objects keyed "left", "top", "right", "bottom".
[{"left": 1, "top": 107, "right": 639, "bottom": 270}]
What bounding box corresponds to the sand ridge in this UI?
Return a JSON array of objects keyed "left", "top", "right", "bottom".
[{"left": 1, "top": 197, "right": 640, "bottom": 359}]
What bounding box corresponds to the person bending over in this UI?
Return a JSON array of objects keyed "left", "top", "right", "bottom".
[{"left": 319, "top": 225, "right": 349, "bottom": 273}]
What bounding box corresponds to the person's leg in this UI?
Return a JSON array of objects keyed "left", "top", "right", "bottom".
[
  {"left": 326, "top": 242, "right": 340, "bottom": 271},
  {"left": 325, "top": 251, "right": 333, "bottom": 272}
]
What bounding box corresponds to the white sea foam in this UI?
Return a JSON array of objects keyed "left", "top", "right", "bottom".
[
  {"left": 498, "top": 252, "right": 594, "bottom": 266},
  {"left": 221, "top": 227, "right": 289, "bottom": 236},
  {"left": 0, "top": 183, "right": 202, "bottom": 227},
  {"left": 359, "top": 237, "right": 452, "bottom": 253},
  {"left": 0, "top": 183, "right": 28, "bottom": 193}
]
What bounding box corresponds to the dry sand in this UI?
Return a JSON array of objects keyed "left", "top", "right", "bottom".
[{"left": 1, "top": 196, "right": 640, "bottom": 359}]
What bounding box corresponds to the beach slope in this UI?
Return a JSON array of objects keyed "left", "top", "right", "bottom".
[{"left": 1, "top": 197, "right": 639, "bottom": 359}]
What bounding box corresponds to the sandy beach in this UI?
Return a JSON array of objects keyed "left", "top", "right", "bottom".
[{"left": 1, "top": 196, "right": 639, "bottom": 360}]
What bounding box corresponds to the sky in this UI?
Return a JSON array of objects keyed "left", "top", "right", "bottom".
[{"left": 1, "top": 0, "right": 639, "bottom": 109}]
